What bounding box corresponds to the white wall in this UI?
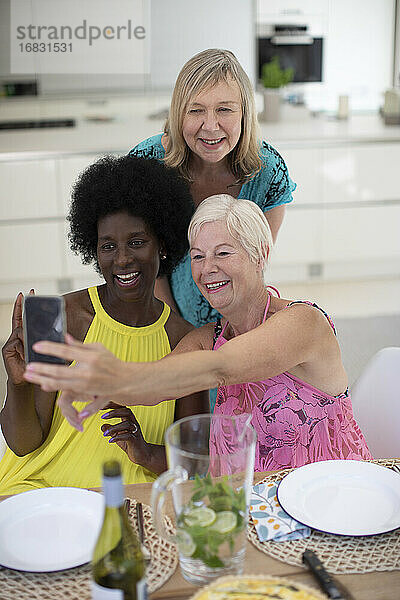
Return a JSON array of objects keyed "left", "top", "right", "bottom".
[
  {"left": 148, "top": 0, "right": 256, "bottom": 89},
  {"left": 322, "top": 0, "right": 394, "bottom": 111},
  {"left": 34, "top": 0, "right": 256, "bottom": 95}
]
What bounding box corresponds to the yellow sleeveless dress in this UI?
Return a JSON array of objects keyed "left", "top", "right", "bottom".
[{"left": 0, "top": 286, "right": 175, "bottom": 494}]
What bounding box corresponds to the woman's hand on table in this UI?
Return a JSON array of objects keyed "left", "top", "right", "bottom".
[
  {"left": 101, "top": 403, "right": 148, "bottom": 465},
  {"left": 101, "top": 401, "right": 167, "bottom": 474}
]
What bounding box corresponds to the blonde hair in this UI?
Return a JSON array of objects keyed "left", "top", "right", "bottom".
[
  {"left": 164, "top": 49, "right": 262, "bottom": 182},
  {"left": 188, "top": 195, "right": 273, "bottom": 283}
]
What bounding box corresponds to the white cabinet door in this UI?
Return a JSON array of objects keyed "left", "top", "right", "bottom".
[
  {"left": 57, "top": 154, "right": 101, "bottom": 216},
  {"left": 61, "top": 221, "right": 102, "bottom": 282},
  {"left": 273, "top": 207, "right": 323, "bottom": 266},
  {"left": 0, "top": 222, "right": 64, "bottom": 281},
  {"left": 282, "top": 147, "right": 323, "bottom": 206},
  {"left": 321, "top": 143, "right": 400, "bottom": 279},
  {"left": 322, "top": 144, "right": 400, "bottom": 204},
  {"left": 0, "top": 159, "right": 60, "bottom": 220},
  {"left": 321, "top": 205, "right": 400, "bottom": 263},
  {"left": 272, "top": 147, "right": 324, "bottom": 271}
]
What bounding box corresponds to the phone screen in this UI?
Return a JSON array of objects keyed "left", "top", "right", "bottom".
[{"left": 23, "top": 296, "right": 66, "bottom": 364}]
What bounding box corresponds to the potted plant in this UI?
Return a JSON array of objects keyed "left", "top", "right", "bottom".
[{"left": 260, "top": 56, "right": 294, "bottom": 122}]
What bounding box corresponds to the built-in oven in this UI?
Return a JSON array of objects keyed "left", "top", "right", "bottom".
[{"left": 257, "top": 23, "right": 323, "bottom": 83}]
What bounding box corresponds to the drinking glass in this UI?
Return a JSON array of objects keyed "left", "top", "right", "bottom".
[{"left": 151, "top": 414, "right": 256, "bottom": 585}]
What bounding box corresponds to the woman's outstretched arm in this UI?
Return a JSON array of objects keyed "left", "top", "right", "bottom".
[{"left": 24, "top": 304, "right": 343, "bottom": 430}]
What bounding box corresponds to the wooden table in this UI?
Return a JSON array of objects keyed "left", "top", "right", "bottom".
[
  {"left": 123, "top": 472, "right": 400, "bottom": 600},
  {"left": 1, "top": 471, "right": 399, "bottom": 600}
]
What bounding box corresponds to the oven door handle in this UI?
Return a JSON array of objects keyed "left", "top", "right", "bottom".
[{"left": 271, "top": 35, "right": 314, "bottom": 45}]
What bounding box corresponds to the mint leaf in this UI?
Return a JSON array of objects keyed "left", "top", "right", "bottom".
[
  {"left": 182, "top": 473, "right": 247, "bottom": 570},
  {"left": 191, "top": 490, "right": 207, "bottom": 503},
  {"left": 207, "top": 530, "right": 225, "bottom": 553},
  {"left": 208, "top": 495, "right": 233, "bottom": 512},
  {"left": 202, "top": 554, "right": 225, "bottom": 569}
]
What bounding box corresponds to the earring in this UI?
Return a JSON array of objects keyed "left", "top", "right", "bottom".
[{"left": 160, "top": 253, "right": 167, "bottom": 260}]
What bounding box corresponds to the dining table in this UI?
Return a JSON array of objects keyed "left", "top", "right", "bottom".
[
  {"left": 122, "top": 470, "right": 400, "bottom": 600},
  {"left": 0, "top": 468, "right": 399, "bottom": 600}
]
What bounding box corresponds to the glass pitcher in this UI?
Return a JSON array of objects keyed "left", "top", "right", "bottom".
[{"left": 151, "top": 413, "right": 256, "bottom": 585}]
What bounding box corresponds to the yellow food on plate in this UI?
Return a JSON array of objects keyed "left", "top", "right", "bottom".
[{"left": 189, "top": 575, "right": 326, "bottom": 600}]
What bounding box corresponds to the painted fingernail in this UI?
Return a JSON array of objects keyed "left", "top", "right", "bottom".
[
  {"left": 70, "top": 420, "right": 83, "bottom": 432},
  {"left": 103, "top": 429, "right": 110, "bottom": 437},
  {"left": 80, "top": 410, "right": 90, "bottom": 418},
  {"left": 108, "top": 437, "right": 115, "bottom": 443},
  {"left": 101, "top": 412, "right": 110, "bottom": 419}
]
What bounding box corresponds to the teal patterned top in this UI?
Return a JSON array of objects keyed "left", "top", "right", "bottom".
[{"left": 130, "top": 134, "right": 296, "bottom": 327}]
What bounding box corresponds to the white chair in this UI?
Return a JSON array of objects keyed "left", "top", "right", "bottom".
[{"left": 351, "top": 347, "right": 400, "bottom": 458}]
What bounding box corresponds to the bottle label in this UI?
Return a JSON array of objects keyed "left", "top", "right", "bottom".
[
  {"left": 91, "top": 581, "right": 123, "bottom": 599},
  {"left": 90, "top": 579, "right": 147, "bottom": 599},
  {"left": 103, "top": 474, "right": 124, "bottom": 507}
]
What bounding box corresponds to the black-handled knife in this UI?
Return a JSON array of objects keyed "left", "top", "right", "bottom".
[{"left": 302, "top": 550, "right": 355, "bottom": 600}]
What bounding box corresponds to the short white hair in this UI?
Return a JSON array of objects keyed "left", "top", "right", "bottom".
[{"left": 188, "top": 194, "right": 273, "bottom": 283}]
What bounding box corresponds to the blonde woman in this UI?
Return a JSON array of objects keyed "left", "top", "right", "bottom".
[
  {"left": 130, "top": 49, "right": 296, "bottom": 331},
  {"left": 25, "top": 196, "right": 371, "bottom": 472}
]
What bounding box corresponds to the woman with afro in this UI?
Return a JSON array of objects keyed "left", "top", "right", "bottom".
[{"left": 0, "top": 155, "right": 207, "bottom": 493}]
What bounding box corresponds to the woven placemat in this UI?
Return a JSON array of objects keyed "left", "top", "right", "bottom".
[
  {"left": 247, "top": 458, "right": 400, "bottom": 574},
  {"left": 0, "top": 499, "right": 177, "bottom": 599}
]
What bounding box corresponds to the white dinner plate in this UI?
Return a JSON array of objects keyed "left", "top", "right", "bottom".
[
  {"left": 0, "top": 487, "right": 104, "bottom": 571},
  {"left": 277, "top": 460, "right": 400, "bottom": 536}
]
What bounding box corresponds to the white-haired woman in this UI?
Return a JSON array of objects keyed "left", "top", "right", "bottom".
[
  {"left": 130, "top": 48, "right": 296, "bottom": 332},
  {"left": 25, "top": 195, "right": 372, "bottom": 471}
]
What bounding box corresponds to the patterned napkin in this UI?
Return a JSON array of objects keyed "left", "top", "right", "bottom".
[{"left": 250, "top": 481, "right": 311, "bottom": 542}]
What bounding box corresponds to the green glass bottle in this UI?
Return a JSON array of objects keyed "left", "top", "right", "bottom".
[{"left": 91, "top": 461, "right": 146, "bottom": 600}]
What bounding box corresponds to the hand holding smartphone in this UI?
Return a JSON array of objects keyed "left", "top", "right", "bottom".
[{"left": 23, "top": 295, "right": 66, "bottom": 364}]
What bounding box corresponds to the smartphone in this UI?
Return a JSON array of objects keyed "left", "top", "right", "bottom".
[{"left": 23, "top": 295, "right": 66, "bottom": 364}]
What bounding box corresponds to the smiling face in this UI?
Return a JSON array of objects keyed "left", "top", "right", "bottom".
[
  {"left": 97, "top": 211, "right": 161, "bottom": 304},
  {"left": 190, "top": 221, "right": 262, "bottom": 314},
  {"left": 182, "top": 79, "right": 242, "bottom": 166}
]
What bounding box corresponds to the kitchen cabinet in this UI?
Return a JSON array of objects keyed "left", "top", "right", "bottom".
[
  {"left": 57, "top": 154, "right": 101, "bottom": 215},
  {"left": 0, "top": 154, "right": 101, "bottom": 300},
  {"left": 61, "top": 220, "right": 102, "bottom": 287},
  {"left": 0, "top": 159, "right": 61, "bottom": 220},
  {"left": 268, "top": 147, "right": 323, "bottom": 276},
  {"left": 0, "top": 222, "right": 63, "bottom": 293},
  {"left": 282, "top": 147, "right": 323, "bottom": 206},
  {"left": 317, "top": 142, "right": 400, "bottom": 279},
  {"left": 269, "top": 141, "right": 400, "bottom": 283},
  {"left": 322, "top": 143, "right": 400, "bottom": 204},
  {"left": 270, "top": 146, "right": 324, "bottom": 276},
  {"left": 322, "top": 204, "right": 400, "bottom": 264},
  {"left": 0, "top": 109, "right": 399, "bottom": 301}
]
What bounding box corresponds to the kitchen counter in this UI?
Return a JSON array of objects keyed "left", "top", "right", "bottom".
[
  {"left": 1, "top": 94, "right": 400, "bottom": 159},
  {"left": 0, "top": 93, "right": 399, "bottom": 303}
]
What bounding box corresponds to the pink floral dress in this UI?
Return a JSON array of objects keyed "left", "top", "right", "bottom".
[{"left": 212, "top": 295, "right": 372, "bottom": 471}]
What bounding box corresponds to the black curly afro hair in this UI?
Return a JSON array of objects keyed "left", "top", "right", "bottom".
[{"left": 68, "top": 154, "right": 195, "bottom": 277}]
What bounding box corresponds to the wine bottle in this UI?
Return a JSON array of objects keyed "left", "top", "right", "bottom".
[{"left": 91, "top": 461, "right": 146, "bottom": 600}]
